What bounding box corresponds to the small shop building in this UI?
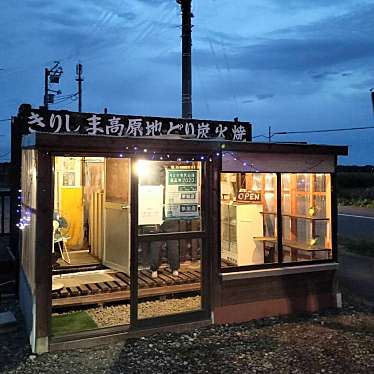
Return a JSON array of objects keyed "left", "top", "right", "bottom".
[{"left": 14, "top": 104, "right": 348, "bottom": 353}]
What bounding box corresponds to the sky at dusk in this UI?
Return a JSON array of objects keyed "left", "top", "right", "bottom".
[{"left": 1, "top": 0, "right": 374, "bottom": 164}]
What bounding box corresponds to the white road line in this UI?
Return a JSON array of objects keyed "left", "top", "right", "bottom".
[{"left": 338, "top": 213, "right": 374, "bottom": 220}]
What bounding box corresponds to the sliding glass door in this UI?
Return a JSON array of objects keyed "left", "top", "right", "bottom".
[{"left": 131, "top": 159, "right": 209, "bottom": 325}]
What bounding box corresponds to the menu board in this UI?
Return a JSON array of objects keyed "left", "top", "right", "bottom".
[{"left": 165, "top": 169, "right": 199, "bottom": 219}]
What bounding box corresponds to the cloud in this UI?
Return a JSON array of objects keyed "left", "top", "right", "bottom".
[
  {"left": 349, "top": 78, "right": 374, "bottom": 90},
  {"left": 225, "top": 37, "right": 374, "bottom": 74},
  {"left": 256, "top": 93, "right": 274, "bottom": 100},
  {"left": 117, "top": 12, "right": 137, "bottom": 21},
  {"left": 137, "top": 0, "right": 171, "bottom": 5},
  {"left": 269, "top": 0, "right": 359, "bottom": 9},
  {"left": 310, "top": 71, "right": 352, "bottom": 80},
  {"left": 242, "top": 94, "right": 274, "bottom": 104},
  {"left": 160, "top": 3, "right": 374, "bottom": 80},
  {"left": 0, "top": 0, "right": 374, "bottom": 163}
]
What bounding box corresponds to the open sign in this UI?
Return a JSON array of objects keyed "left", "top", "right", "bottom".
[{"left": 236, "top": 190, "right": 262, "bottom": 203}]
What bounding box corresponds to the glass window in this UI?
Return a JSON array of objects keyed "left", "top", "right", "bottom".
[
  {"left": 281, "top": 173, "right": 332, "bottom": 263},
  {"left": 137, "top": 160, "right": 202, "bottom": 319},
  {"left": 220, "top": 173, "right": 278, "bottom": 267},
  {"left": 220, "top": 172, "right": 333, "bottom": 270},
  {"left": 137, "top": 160, "right": 202, "bottom": 234}
]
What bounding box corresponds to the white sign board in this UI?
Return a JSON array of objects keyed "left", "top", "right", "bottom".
[{"left": 138, "top": 185, "right": 164, "bottom": 225}]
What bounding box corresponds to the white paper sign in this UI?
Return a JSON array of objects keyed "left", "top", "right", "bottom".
[{"left": 138, "top": 185, "right": 164, "bottom": 225}]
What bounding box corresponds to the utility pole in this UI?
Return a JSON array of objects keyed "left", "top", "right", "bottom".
[
  {"left": 43, "top": 68, "right": 49, "bottom": 109},
  {"left": 43, "top": 62, "right": 63, "bottom": 110},
  {"left": 76, "top": 63, "right": 83, "bottom": 112},
  {"left": 177, "top": 0, "right": 193, "bottom": 119}
]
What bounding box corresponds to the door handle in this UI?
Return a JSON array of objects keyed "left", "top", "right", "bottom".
[{"left": 121, "top": 205, "right": 129, "bottom": 210}]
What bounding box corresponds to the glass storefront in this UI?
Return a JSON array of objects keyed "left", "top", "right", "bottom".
[
  {"left": 220, "top": 172, "right": 278, "bottom": 267},
  {"left": 50, "top": 157, "right": 204, "bottom": 336},
  {"left": 44, "top": 153, "right": 335, "bottom": 336},
  {"left": 220, "top": 172, "right": 332, "bottom": 268},
  {"left": 281, "top": 173, "right": 332, "bottom": 262}
]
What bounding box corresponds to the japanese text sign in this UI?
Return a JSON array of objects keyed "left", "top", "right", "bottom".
[{"left": 20, "top": 107, "right": 252, "bottom": 142}]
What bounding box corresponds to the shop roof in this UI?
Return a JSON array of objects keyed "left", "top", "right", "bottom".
[{"left": 22, "top": 132, "right": 348, "bottom": 156}]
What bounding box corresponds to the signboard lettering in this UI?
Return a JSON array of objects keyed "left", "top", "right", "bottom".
[
  {"left": 236, "top": 190, "right": 262, "bottom": 203},
  {"left": 21, "top": 107, "right": 251, "bottom": 142}
]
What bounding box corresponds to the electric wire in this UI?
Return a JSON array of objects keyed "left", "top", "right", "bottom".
[
  {"left": 252, "top": 125, "right": 374, "bottom": 140},
  {"left": 272, "top": 126, "right": 374, "bottom": 135}
]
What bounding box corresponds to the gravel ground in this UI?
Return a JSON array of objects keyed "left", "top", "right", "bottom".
[
  {"left": 1, "top": 292, "right": 374, "bottom": 373},
  {"left": 86, "top": 296, "right": 201, "bottom": 327}
]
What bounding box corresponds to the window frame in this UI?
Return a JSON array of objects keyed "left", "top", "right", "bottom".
[{"left": 219, "top": 171, "right": 337, "bottom": 274}]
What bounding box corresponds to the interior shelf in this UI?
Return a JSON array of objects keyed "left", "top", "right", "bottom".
[
  {"left": 260, "top": 212, "right": 329, "bottom": 221},
  {"left": 283, "top": 240, "right": 330, "bottom": 252},
  {"left": 253, "top": 236, "right": 277, "bottom": 243},
  {"left": 253, "top": 236, "right": 330, "bottom": 252}
]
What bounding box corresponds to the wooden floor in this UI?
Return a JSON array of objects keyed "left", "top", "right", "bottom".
[
  {"left": 52, "top": 267, "right": 201, "bottom": 309},
  {"left": 56, "top": 251, "right": 101, "bottom": 269}
]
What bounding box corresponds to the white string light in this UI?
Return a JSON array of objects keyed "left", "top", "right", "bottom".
[
  {"left": 16, "top": 189, "right": 33, "bottom": 230},
  {"left": 224, "top": 151, "right": 260, "bottom": 172},
  {"left": 114, "top": 145, "right": 222, "bottom": 163}
]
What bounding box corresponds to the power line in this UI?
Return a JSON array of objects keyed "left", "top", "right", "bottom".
[
  {"left": 0, "top": 118, "right": 11, "bottom": 122},
  {"left": 252, "top": 134, "right": 268, "bottom": 139},
  {"left": 273, "top": 126, "right": 374, "bottom": 136},
  {"left": 252, "top": 125, "right": 374, "bottom": 141}
]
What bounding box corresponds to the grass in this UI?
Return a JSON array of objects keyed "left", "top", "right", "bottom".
[
  {"left": 339, "top": 236, "right": 374, "bottom": 258},
  {"left": 51, "top": 311, "right": 97, "bottom": 336},
  {"left": 338, "top": 193, "right": 374, "bottom": 208}
]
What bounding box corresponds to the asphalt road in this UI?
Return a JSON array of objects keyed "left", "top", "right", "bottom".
[
  {"left": 338, "top": 206, "right": 374, "bottom": 306},
  {"left": 338, "top": 249, "right": 374, "bottom": 306},
  {"left": 338, "top": 205, "right": 374, "bottom": 240}
]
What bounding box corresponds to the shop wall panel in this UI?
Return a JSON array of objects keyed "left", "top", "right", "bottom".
[
  {"left": 222, "top": 152, "right": 335, "bottom": 173},
  {"left": 214, "top": 293, "right": 336, "bottom": 324},
  {"left": 217, "top": 270, "right": 336, "bottom": 307},
  {"left": 20, "top": 149, "right": 37, "bottom": 291},
  {"left": 19, "top": 268, "right": 34, "bottom": 336},
  {"left": 34, "top": 151, "right": 53, "bottom": 345}
]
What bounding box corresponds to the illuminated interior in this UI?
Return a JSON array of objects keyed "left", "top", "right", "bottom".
[
  {"left": 51, "top": 157, "right": 202, "bottom": 335},
  {"left": 220, "top": 172, "right": 332, "bottom": 267}
]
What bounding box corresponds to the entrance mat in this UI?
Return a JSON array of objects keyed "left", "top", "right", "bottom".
[
  {"left": 51, "top": 311, "right": 97, "bottom": 336},
  {"left": 53, "top": 272, "right": 116, "bottom": 287}
]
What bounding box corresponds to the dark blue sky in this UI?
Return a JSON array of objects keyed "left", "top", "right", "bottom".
[{"left": 1, "top": 0, "right": 374, "bottom": 164}]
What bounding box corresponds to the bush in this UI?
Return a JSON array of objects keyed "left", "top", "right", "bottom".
[
  {"left": 338, "top": 187, "right": 374, "bottom": 207},
  {"left": 337, "top": 172, "right": 374, "bottom": 207}
]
